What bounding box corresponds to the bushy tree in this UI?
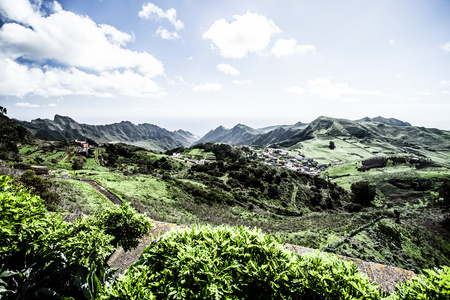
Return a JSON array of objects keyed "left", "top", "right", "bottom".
[
  {"left": 96, "top": 202, "right": 153, "bottom": 251},
  {"left": 351, "top": 181, "right": 376, "bottom": 206}
]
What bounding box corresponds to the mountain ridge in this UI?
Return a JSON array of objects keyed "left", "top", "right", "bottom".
[
  {"left": 13, "top": 115, "right": 199, "bottom": 152},
  {"left": 14, "top": 115, "right": 450, "bottom": 153}
]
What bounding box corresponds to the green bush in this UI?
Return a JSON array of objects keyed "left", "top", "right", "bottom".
[
  {"left": 102, "top": 225, "right": 381, "bottom": 299},
  {"left": 96, "top": 202, "right": 153, "bottom": 251},
  {"left": 388, "top": 265, "right": 450, "bottom": 300},
  {"left": 0, "top": 175, "right": 153, "bottom": 299}
]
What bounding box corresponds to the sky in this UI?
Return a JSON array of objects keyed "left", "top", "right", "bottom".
[{"left": 0, "top": 0, "right": 449, "bottom": 136}]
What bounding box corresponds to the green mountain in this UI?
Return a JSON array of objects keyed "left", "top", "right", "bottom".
[
  {"left": 273, "top": 116, "right": 450, "bottom": 156},
  {"left": 13, "top": 115, "right": 199, "bottom": 151}
]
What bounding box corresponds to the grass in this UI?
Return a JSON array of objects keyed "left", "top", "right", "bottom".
[{"left": 53, "top": 177, "right": 115, "bottom": 214}]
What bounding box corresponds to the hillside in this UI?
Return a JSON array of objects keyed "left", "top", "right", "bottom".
[
  {"left": 13, "top": 115, "right": 199, "bottom": 152},
  {"left": 4, "top": 112, "right": 450, "bottom": 276},
  {"left": 271, "top": 116, "right": 450, "bottom": 165}
]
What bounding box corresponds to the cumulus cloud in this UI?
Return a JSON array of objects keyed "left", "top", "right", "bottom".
[
  {"left": 440, "top": 42, "right": 450, "bottom": 52},
  {"left": 0, "top": 58, "right": 165, "bottom": 98},
  {"left": 155, "top": 27, "right": 180, "bottom": 40},
  {"left": 440, "top": 80, "right": 450, "bottom": 86},
  {"left": 307, "top": 78, "right": 384, "bottom": 100},
  {"left": 15, "top": 102, "right": 40, "bottom": 108},
  {"left": 192, "top": 82, "right": 222, "bottom": 92},
  {"left": 139, "top": 2, "right": 184, "bottom": 40},
  {"left": 217, "top": 64, "right": 240, "bottom": 76},
  {"left": 271, "top": 39, "right": 315, "bottom": 57},
  {"left": 0, "top": 0, "right": 165, "bottom": 98},
  {"left": 285, "top": 86, "right": 305, "bottom": 96},
  {"left": 203, "top": 11, "right": 280, "bottom": 59}
]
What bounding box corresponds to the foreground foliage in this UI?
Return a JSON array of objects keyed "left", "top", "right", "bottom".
[
  {"left": 102, "top": 225, "right": 381, "bottom": 300},
  {"left": 388, "top": 265, "right": 450, "bottom": 300},
  {"left": 0, "top": 175, "right": 153, "bottom": 299}
]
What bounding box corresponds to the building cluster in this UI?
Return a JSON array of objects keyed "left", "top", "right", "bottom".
[
  {"left": 171, "top": 153, "right": 212, "bottom": 165},
  {"left": 256, "top": 148, "right": 335, "bottom": 176},
  {"left": 72, "top": 139, "right": 94, "bottom": 156}
]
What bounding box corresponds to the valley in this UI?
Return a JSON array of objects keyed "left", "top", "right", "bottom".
[{"left": 2, "top": 111, "right": 450, "bottom": 298}]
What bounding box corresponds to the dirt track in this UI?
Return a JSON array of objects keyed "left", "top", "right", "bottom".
[{"left": 78, "top": 178, "right": 122, "bottom": 205}]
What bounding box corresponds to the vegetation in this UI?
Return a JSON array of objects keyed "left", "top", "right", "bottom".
[
  {"left": 0, "top": 175, "right": 153, "bottom": 299},
  {"left": 388, "top": 266, "right": 450, "bottom": 300},
  {"left": 1, "top": 110, "right": 450, "bottom": 298},
  {"left": 101, "top": 225, "right": 381, "bottom": 300}
]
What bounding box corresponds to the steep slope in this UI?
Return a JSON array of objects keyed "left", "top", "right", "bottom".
[
  {"left": 195, "top": 124, "right": 263, "bottom": 145},
  {"left": 196, "top": 122, "right": 308, "bottom": 146},
  {"left": 13, "top": 115, "right": 199, "bottom": 151}
]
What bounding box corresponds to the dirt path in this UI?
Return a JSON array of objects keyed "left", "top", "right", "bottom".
[
  {"left": 291, "top": 185, "right": 298, "bottom": 211},
  {"left": 78, "top": 178, "right": 122, "bottom": 205}
]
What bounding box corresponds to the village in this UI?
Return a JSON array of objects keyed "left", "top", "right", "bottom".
[
  {"left": 254, "top": 148, "right": 339, "bottom": 176},
  {"left": 172, "top": 147, "right": 343, "bottom": 177}
]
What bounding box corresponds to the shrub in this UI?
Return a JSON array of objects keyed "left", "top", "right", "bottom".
[
  {"left": 389, "top": 265, "right": 450, "bottom": 300},
  {"left": 96, "top": 202, "right": 153, "bottom": 251},
  {"left": 0, "top": 175, "right": 152, "bottom": 299},
  {"left": 102, "top": 225, "right": 381, "bottom": 299},
  {"left": 18, "top": 169, "right": 61, "bottom": 209}
]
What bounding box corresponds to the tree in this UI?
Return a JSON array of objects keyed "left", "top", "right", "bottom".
[
  {"left": 350, "top": 181, "right": 376, "bottom": 206},
  {"left": 329, "top": 141, "right": 336, "bottom": 150}
]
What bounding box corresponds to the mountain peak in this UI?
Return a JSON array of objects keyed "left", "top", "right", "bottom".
[
  {"left": 54, "top": 114, "right": 76, "bottom": 124},
  {"left": 360, "top": 116, "right": 411, "bottom": 127}
]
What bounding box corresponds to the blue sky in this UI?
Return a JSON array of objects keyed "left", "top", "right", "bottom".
[{"left": 1, "top": 0, "right": 449, "bottom": 135}]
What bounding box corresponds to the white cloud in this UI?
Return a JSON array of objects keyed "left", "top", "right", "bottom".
[
  {"left": 217, "top": 64, "right": 240, "bottom": 76},
  {"left": 389, "top": 39, "right": 396, "bottom": 45},
  {"left": 0, "top": 7, "right": 164, "bottom": 77},
  {"left": 15, "top": 102, "right": 40, "bottom": 108},
  {"left": 155, "top": 27, "right": 180, "bottom": 40},
  {"left": 271, "top": 39, "right": 315, "bottom": 57},
  {"left": 440, "top": 42, "right": 450, "bottom": 52},
  {"left": 202, "top": 11, "right": 281, "bottom": 59},
  {"left": 49, "top": 103, "right": 57, "bottom": 107},
  {"left": 138, "top": 2, "right": 184, "bottom": 31},
  {"left": 0, "top": 58, "right": 165, "bottom": 98},
  {"left": 0, "top": 0, "right": 165, "bottom": 98},
  {"left": 233, "top": 80, "right": 253, "bottom": 86},
  {"left": 307, "top": 78, "right": 384, "bottom": 100},
  {"left": 192, "top": 82, "right": 222, "bottom": 92},
  {"left": 285, "top": 86, "right": 305, "bottom": 96},
  {"left": 99, "top": 24, "right": 135, "bottom": 46}
]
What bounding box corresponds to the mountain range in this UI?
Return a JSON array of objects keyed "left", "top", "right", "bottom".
[
  {"left": 13, "top": 115, "right": 199, "bottom": 151},
  {"left": 13, "top": 115, "right": 450, "bottom": 153}
]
